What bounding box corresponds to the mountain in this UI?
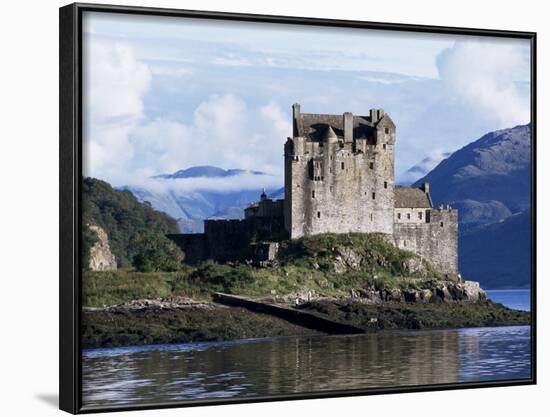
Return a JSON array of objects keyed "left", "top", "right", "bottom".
[
  {"left": 399, "top": 151, "right": 451, "bottom": 185},
  {"left": 460, "top": 209, "right": 531, "bottom": 289},
  {"left": 153, "top": 165, "right": 264, "bottom": 179},
  {"left": 122, "top": 167, "right": 283, "bottom": 233},
  {"left": 412, "top": 124, "right": 532, "bottom": 289},
  {"left": 413, "top": 124, "right": 531, "bottom": 232}
]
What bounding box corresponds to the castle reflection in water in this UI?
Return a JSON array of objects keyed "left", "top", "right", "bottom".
[{"left": 81, "top": 326, "right": 531, "bottom": 408}]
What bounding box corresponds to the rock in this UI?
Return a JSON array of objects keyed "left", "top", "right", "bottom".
[
  {"left": 402, "top": 257, "right": 424, "bottom": 275},
  {"left": 419, "top": 289, "right": 433, "bottom": 302},
  {"left": 404, "top": 289, "right": 420, "bottom": 302},
  {"left": 332, "top": 246, "right": 362, "bottom": 273},
  {"left": 463, "top": 280, "right": 486, "bottom": 301},
  {"left": 88, "top": 225, "right": 117, "bottom": 271}
]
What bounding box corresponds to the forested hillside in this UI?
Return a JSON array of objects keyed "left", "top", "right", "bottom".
[{"left": 83, "top": 177, "right": 180, "bottom": 267}]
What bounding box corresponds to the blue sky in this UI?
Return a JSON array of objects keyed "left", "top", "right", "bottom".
[{"left": 82, "top": 12, "right": 531, "bottom": 189}]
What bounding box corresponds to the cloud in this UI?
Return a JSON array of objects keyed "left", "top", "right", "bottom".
[
  {"left": 260, "top": 101, "right": 292, "bottom": 139},
  {"left": 125, "top": 95, "right": 288, "bottom": 187},
  {"left": 82, "top": 37, "right": 151, "bottom": 181},
  {"left": 436, "top": 39, "right": 530, "bottom": 128},
  {"left": 83, "top": 35, "right": 288, "bottom": 187},
  {"left": 212, "top": 54, "right": 252, "bottom": 67},
  {"left": 127, "top": 172, "right": 283, "bottom": 194}
]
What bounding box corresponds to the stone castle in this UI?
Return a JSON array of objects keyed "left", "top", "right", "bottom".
[{"left": 168, "top": 104, "right": 458, "bottom": 275}]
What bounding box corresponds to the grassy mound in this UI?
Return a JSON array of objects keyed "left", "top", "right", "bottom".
[{"left": 83, "top": 233, "right": 457, "bottom": 307}]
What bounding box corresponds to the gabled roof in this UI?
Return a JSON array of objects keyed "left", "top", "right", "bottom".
[{"left": 394, "top": 187, "right": 432, "bottom": 208}]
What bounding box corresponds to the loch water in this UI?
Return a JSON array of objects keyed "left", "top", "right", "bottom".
[{"left": 82, "top": 289, "right": 532, "bottom": 408}]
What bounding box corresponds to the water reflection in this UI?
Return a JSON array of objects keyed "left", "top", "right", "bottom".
[{"left": 82, "top": 326, "right": 531, "bottom": 408}]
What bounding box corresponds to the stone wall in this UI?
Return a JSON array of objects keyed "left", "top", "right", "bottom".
[
  {"left": 394, "top": 207, "right": 429, "bottom": 224},
  {"left": 169, "top": 215, "right": 286, "bottom": 264},
  {"left": 166, "top": 233, "right": 207, "bottom": 265},
  {"left": 204, "top": 220, "right": 251, "bottom": 262},
  {"left": 393, "top": 208, "right": 458, "bottom": 275},
  {"left": 284, "top": 115, "right": 396, "bottom": 239}
]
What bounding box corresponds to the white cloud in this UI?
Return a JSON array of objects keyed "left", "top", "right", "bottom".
[
  {"left": 125, "top": 95, "right": 287, "bottom": 187},
  {"left": 212, "top": 54, "right": 252, "bottom": 67},
  {"left": 260, "top": 101, "right": 292, "bottom": 139},
  {"left": 127, "top": 172, "right": 283, "bottom": 194},
  {"left": 436, "top": 39, "right": 530, "bottom": 128},
  {"left": 82, "top": 37, "right": 151, "bottom": 181}
]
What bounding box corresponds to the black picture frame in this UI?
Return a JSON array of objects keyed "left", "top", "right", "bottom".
[{"left": 59, "top": 3, "right": 537, "bottom": 414}]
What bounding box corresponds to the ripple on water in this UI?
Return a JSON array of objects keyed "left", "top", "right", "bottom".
[{"left": 82, "top": 326, "right": 531, "bottom": 408}]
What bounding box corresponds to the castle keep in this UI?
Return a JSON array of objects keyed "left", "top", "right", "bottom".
[{"left": 168, "top": 104, "right": 458, "bottom": 275}]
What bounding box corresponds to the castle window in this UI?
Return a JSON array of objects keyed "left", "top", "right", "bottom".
[
  {"left": 403, "top": 240, "right": 407, "bottom": 247},
  {"left": 330, "top": 186, "right": 333, "bottom": 193},
  {"left": 311, "top": 190, "right": 315, "bottom": 198},
  {"left": 385, "top": 127, "right": 389, "bottom": 134},
  {"left": 369, "top": 162, "right": 374, "bottom": 169},
  {"left": 330, "top": 155, "right": 333, "bottom": 161},
  {"left": 384, "top": 181, "right": 388, "bottom": 189},
  {"left": 317, "top": 211, "right": 321, "bottom": 218},
  {"left": 407, "top": 213, "right": 411, "bottom": 220},
  {"left": 440, "top": 222, "right": 444, "bottom": 227},
  {"left": 397, "top": 213, "right": 401, "bottom": 220},
  {"left": 329, "top": 168, "right": 332, "bottom": 173},
  {"left": 370, "top": 213, "right": 373, "bottom": 221},
  {"left": 372, "top": 192, "right": 376, "bottom": 200},
  {"left": 341, "top": 162, "right": 345, "bottom": 170},
  {"left": 418, "top": 212, "right": 423, "bottom": 220},
  {"left": 321, "top": 176, "right": 324, "bottom": 181},
  {"left": 383, "top": 144, "right": 387, "bottom": 150}
]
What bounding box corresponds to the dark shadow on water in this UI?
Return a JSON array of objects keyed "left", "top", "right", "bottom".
[{"left": 34, "top": 393, "right": 58, "bottom": 408}]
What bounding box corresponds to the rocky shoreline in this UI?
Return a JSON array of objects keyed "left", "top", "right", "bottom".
[
  {"left": 82, "top": 297, "right": 321, "bottom": 349},
  {"left": 82, "top": 295, "right": 530, "bottom": 349}
]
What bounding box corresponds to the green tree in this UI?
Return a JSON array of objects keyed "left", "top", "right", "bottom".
[
  {"left": 130, "top": 230, "right": 184, "bottom": 272},
  {"left": 82, "top": 177, "right": 180, "bottom": 267}
]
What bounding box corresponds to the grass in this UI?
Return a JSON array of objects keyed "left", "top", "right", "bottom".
[{"left": 83, "top": 233, "right": 456, "bottom": 307}]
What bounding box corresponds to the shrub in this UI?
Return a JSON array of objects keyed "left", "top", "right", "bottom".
[
  {"left": 130, "top": 230, "right": 184, "bottom": 272},
  {"left": 191, "top": 261, "right": 255, "bottom": 293}
]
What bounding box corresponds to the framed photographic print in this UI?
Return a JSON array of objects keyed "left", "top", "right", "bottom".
[{"left": 59, "top": 2, "right": 536, "bottom": 414}]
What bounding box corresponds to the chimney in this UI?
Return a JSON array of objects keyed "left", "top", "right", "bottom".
[
  {"left": 421, "top": 182, "right": 433, "bottom": 207},
  {"left": 370, "top": 108, "right": 378, "bottom": 123},
  {"left": 343, "top": 112, "right": 353, "bottom": 143},
  {"left": 377, "top": 109, "right": 385, "bottom": 120},
  {"left": 292, "top": 103, "right": 301, "bottom": 137},
  {"left": 421, "top": 182, "right": 430, "bottom": 194}
]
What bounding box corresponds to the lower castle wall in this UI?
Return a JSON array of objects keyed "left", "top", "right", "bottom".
[
  {"left": 169, "top": 207, "right": 458, "bottom": 275},
  {"left": 166, "top": 233, "right": 207, "bottom": 265},
  {"left": 169, "top": 216, "right": 286, "bottom": 264},
  {"left": 393, "top": 209, "right": 458, "bottom": 275}
]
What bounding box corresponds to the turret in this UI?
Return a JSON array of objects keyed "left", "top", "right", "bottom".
[{"left": 323, "top": 125, "right": 338, "bottom": 144}]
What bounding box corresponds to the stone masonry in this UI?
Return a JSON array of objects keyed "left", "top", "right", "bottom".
[{"left": 168, "top": 104, "right": 459, "bottom": 275}]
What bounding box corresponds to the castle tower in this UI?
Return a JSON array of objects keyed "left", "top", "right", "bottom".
[{"left": 284, "top": 104, "right": 396, "bottom": 238}]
